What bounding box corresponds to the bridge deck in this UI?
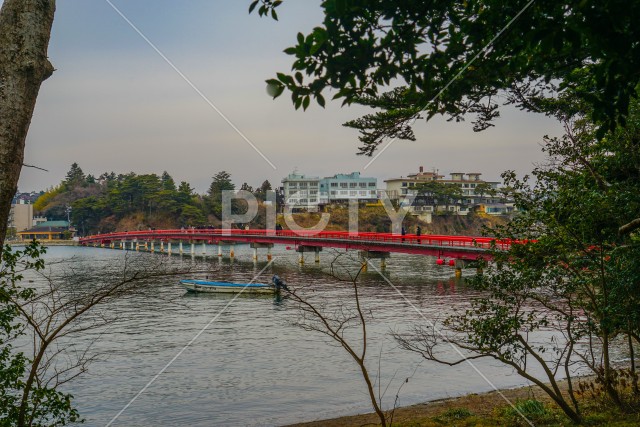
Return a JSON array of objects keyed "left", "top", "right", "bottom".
[{"left": 79, "top": 229, "right": 508, "bottom": 259}]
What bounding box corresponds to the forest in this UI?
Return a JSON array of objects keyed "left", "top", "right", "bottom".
[{"left": 33, "top": 164, "right": 274, "bottom": 236}]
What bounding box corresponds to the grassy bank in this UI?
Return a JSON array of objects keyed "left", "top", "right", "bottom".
[{"left": 286, "top": 378, "right": 640, "bottom": 426}]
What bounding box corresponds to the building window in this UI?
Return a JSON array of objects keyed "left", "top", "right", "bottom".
[
  {"left": 409, "top": 182, "right": 415, "bottom": 187},
  {"left": 370, "top": 190, "right": 376, "bottom": 195},
  {"left": 349, "top": 182, "right": 357, "bottom": 188},
  {"left": 340, "top": 182, "right": 348, "bottom": 188},
  {"left": 359, "top": 182, "right": 367, "bottom": 188},
  {"left": 340, "top": 190, "right": 348, "bottom": 195},
  {"left": 299, "top": 182, "right": 308, "bottom": 188},
  {"left": 310, "top": 190, "right": 317, "bottom": 195},
  {"left": 359, "top": 191, "right": 367, "bottom": 196},
  {"left": 331, "top": 191, "right": 336, "bottom": 195},
  {"left": 349, "top": 191, "right": 357, "bottom": 196},
  {"left": 310, "top": 198, "right": 316, "bottom": 203},
  {"left": 402, "top": 182, "right": 407, "bottom": 187},
  {"left": 368, "top": 182, "right": 376, "bottom": 187},
  {"left": 331, "top": 182, "right": 338, "bottom": 187}
]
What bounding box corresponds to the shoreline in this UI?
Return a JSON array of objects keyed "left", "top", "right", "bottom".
[{"left": 284, "top": 379, "right": 579, "bottom": 427}]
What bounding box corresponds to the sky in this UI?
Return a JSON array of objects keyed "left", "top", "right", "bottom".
[{"left": 16, "top": 0, "right": 562, "bottom": 194}]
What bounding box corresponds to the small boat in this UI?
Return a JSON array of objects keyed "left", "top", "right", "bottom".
[
  {"left": 180, "top": 279, "right": 275, "bottom": 294},
  {"left": 179, "top": 275, "right": 289, "bottom": 294}
]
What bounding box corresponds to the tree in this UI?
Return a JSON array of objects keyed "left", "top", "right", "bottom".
[
  {"left": 0, "top": 242, "right": 194, "bottom": 426},
  {"left": 239, "top": 182, "right": 253, "bottom": 193},
  {"left": 282, "top": 253, "right": 409, "bottom": 427},
  {"left": 473, "top": 181, "right": 496, "bottom": 203},
  {"left": 254, "top": 0, "right": 640, "bottom": 154},
  {"left": 63, "top": 163, "right": 86, "bottom": 189},
  {"left": 160, "top": 171, "right": 176, "bottom": 192},
  {"left": 206, "top": 171, "right": 235, "bottom": 217},
  {"left": 0, "top": 0, "right": 56, "bottom": 250},
  {"left": 415, "top": 181, "right": 462, "bottom": 212},
  {"left": 394, "top": 98, "right": 640, "bottom": 423},
  {"left": 254, "top": 179, "right": 273, "bottom": 202}
]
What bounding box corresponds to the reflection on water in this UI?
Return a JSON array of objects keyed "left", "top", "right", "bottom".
[{"left": 31, "top": 246, "right": 536, "bottom": 426}]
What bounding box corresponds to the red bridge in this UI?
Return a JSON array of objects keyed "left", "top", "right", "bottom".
[{"left": 79, "top": 229, "right": 507, "bottom": 267}]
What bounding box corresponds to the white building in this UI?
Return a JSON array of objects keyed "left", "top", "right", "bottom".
[
  {"left": 320, "top": 172, "right": 377, "bottom": 203},
  {"left": 8, "top": 201, "right": 34, "bottom": 234},
  {"left": 384, "top": 166, "right": 506, "bottom": 217},
  {"left": 281, "top": 172, "right": 328, "bottom": 209}
]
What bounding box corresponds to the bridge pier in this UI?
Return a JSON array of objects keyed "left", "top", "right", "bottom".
[
  {"left": 130, "top": 241, "right": 135, "bottom": 250},
  {"left": 250, "top": 243, "right": 274, "bottom": 262},
  {"left": 453, "top": 259, "right": 476, "bottom": 278},
  {"left": 218, "top": 243, "right": 223, "bottom": 257},
  {"left": 297, "top": 246, "right": 322, "bottom": 265},
  {"left": 230, "top": 243, "right": 235, "bottom": 259},
  {"left": 150, "top": 242, "right": 155, "bottom": 253},
  {"left": 190, "top": 243, "right": 195, "bottom": 256},
  {"left": 359, "top": 250, "right": 390, "bottom": 271},
  {"left": 160, "top": 241, "right": 164, "bottom": 252},
  {"left": 167, "top": 242, "right": 172, "bottom": 254},
  {"left": 202, "top": 242, "right": 207, "bottom": 257}
]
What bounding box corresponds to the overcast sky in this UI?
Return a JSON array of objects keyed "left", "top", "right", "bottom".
[{"left": 16, "top": 0, "right": 561, "bottom": 193}]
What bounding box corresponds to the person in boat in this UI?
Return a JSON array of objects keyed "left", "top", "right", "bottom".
[{"left": 272, "top": 275, "right": 288, "bottom": 291}]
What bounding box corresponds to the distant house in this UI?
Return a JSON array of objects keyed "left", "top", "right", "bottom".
[
  {"left": 477, "top": 203, "right": 516, "bottom": 215},
  {"left": 281, "top": 172, "right": 326, "bottom": 210},
  {"left": 383, "top": 166, "right": 507, "bottom": 220},
  {"left": 17, "top": 221, "right": 73, "bottom": 242},
  {"left": 8, "top": 201, "right": 34, "bottom": 233},
  {"left": 320, "top": 172, "right": 377, "bottom": 203}
]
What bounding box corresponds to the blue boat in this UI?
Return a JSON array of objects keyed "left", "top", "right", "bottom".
[
  {"left": 180, "top": 275, "right": 288, "bottom": 294},
  {"left": 180, "top": 279, "right": 275, "bottom": 294}
]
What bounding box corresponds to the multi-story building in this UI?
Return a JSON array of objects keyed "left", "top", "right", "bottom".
[
  {"left": 384, "top": 166, "right": 506, "bottom": 217},
  {"left": 8, "top": 201, "right": 34, "bottom": 234},
  {"left": 384, "top": 167, "right": 443, "bottom": 200},
  {"left": 281, "top": 172, "right": 327, "bottom": 209},
  {"left": 319, "top": 172, "right": 377, "bottom": 203}
]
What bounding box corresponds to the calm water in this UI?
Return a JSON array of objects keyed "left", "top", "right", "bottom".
[{"left": 26, "top": 245, "right": 540, "bottom": 426}]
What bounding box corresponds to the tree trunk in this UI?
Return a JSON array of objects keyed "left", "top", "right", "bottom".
[{"left": 0, "top": 0, "right": 56, "bottom": 251}]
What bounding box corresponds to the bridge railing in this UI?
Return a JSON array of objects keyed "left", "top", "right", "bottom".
[{"left": 79, "top": 228, "right": 512, "bottom": 251}]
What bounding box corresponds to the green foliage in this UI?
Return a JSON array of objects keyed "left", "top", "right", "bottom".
[
  {"left": 253, "top": 180, "right": 272, "bottom": 202},
  {"left": 396, "top": 95, "right": 640, "bottom": 424},
  {"left": 433, "top": 407, "right": 473, "bottom": 423},
  {"left": 415, "top": 181, "right": 463, "bottom": 210},
  {"left": 63, "top": 163, "right": 86, "bottom": 189},
  {"left": 206, "top": 171, "right": 235, "bottom": 217},
  {"left": 0, "top": 242, "right": 81, "bottom": 426},
  {"left": 33, "top": 185, "right": 63, "bottom": 212},
  {"left": 254, "top": 0, "right": 640, "bottom": 153},
  {"left": 502, "top": 400, "right": 551, "bottom": 425}
]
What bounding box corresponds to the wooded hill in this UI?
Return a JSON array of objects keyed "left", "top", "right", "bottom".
[
  {"left": 34, "top": 164, "right": 273, "bottom": 236},
  {"left": 35, "top": 163, "right": 508, "bottom": 236}
]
